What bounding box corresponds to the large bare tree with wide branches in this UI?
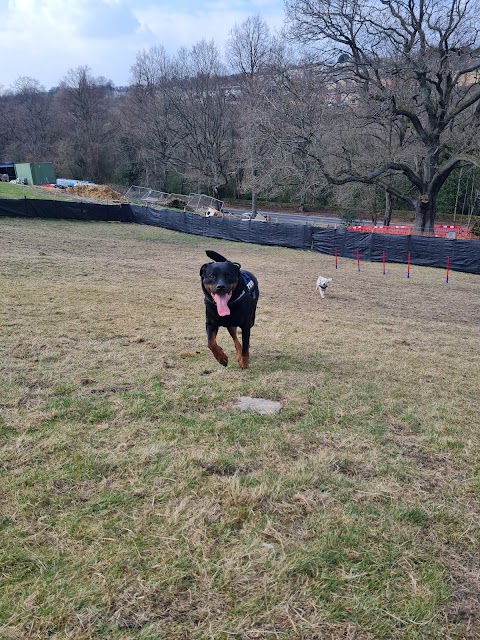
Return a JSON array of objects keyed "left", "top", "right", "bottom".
[{"left": 285, "top": 0, "right": 480, "bottom": 231}]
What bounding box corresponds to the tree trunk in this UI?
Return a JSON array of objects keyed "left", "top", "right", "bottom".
[
  {"left": 251, "top": 188, "right": 257, "bottom": 217},
  {"left": 384, "top": 191, "right": 393, "bottom": 226},
  {"left": 251, "top": 168, "right": 258, "bottom": 218},
  {"left": 370, "top": 185, "right": 378, "bottom": 224},
  {"left": 299, "top": 193, "right": 306, "bottom": 212},
  {"left": 414, "top": 194, "right": 436, "bottom": 233}
]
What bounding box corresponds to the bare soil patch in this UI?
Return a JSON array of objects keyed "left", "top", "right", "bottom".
[{"left": 64, "top": 184, "right": 127, "bottom": 201}]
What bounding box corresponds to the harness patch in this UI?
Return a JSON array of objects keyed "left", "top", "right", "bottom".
[{"left": 240, "top": 270, "right": 255, "bottom": 296}]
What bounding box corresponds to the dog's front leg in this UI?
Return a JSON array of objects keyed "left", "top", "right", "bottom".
[
  {"left": 206, "top": 323, "right": 228, "bottom": 366},
  {"left": 227, "top": 326, "right": 243, "bottom": 367},
  {"left": 238, "top": 325, "right": 251, "bottom": 369}
]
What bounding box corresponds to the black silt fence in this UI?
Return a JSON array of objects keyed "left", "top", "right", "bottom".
[
  {"left": 311, "top": 228, "right": 480, "bottom": 275},
  {"left": 0, "top": 198, "right": 135, "bottom": 222},
  {"left": 131, "top": 206, "right": 313, "bottom": 250},
  {"left": 1, "top": 199, "right": 479, "bottom": 274}
]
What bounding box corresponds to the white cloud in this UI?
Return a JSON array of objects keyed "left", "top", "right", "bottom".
[
  {"left": 0, "top": 0, "right": 285, "bottom": 90},
  {"left": 132, "top": 2, "right": 284, "bottom": 55}
]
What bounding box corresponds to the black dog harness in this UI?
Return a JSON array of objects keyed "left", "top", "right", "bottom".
[{"left": 228, "top": 270, "right": 256, "bottom": 305}]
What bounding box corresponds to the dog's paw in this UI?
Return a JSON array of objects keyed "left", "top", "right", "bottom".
[
  {"left": 209, "top": 343, "right": 228, "bottom": 366},
  {"left": 215, "top": 351, "right": 228, "bottom": 366},
  {"left": 238, "top": 355, "right": 249, "bottom": 369}
]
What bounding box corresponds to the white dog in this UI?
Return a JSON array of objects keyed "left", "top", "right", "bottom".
[{"left": 316, "top": 276, "right": 332, "bottom": 298}]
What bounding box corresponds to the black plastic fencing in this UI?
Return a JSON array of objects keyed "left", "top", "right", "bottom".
[
  {"left": 132, "top": 206, "right": 480, "bottom": 274},
  {"left": 1, "top": 199, "right": 479, "bottom": 274},
  {"left": 311, "top": 228, "right": 480, "bottom": 274},
  {"left": 0, "top": 198, "right": 135, "bottom": 222},
  {"left": 131, "top": 206, "right": 312, "bottom": 249}
]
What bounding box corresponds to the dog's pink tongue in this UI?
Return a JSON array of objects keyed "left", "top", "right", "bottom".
[{"left": 213, "top": 293, "right": 231, "bottom": 316}]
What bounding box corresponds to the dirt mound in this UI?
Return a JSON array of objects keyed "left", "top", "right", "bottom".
[{"left": 64, "top": 185, "right": 127, "bottom": 201}]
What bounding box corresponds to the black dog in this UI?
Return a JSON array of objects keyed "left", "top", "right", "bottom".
[{"left": 200, "top": 250, "right": 259, "bottom": 369}]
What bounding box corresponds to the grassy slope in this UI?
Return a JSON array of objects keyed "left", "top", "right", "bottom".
[
  {"left": 0, "top": 183, "right": 73, "bottom": 201},
  {"left": 0, "top": 217, "right": 479, "bottom": 639}
]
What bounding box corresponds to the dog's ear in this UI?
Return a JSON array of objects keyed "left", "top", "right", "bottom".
[
  {"left": 233, "top": 262, "right": 241, "bottom": 270},
  {"left": 206, "top": 250, "right": 227, "bottom": 262},
  {"left": 200, "top": 263, "right": 209, "bottom": 277}
]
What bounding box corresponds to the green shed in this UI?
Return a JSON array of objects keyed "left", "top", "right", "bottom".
[{"left": 14, "top": 162, "right": 56, "bottom": 185}]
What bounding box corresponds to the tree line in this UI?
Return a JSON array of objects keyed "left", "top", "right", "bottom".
[{"left": 1, "top": 1, "right": 479, "bottom": 231}]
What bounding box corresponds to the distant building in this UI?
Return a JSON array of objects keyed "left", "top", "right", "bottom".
[{"left": 14, "top": 162, "right": 56, "bottom": 185}]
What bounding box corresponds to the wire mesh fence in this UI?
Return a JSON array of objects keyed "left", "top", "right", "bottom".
[
  {"left": 124, "top": 186, "right": 223, "bottom": 214},
  {"left": 124, "top": 186, "right": 172, "bottom": 206},
  {"left": 186, "top": 193, "right": 224, "bottom": 214}
]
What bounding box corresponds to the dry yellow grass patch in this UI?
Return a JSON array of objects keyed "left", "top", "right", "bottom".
[{"left": 1, "top": 216, "right": 479, "bottom": 639}]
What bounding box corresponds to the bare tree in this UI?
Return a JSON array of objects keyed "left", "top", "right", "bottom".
[
  {"left": 0, "top": 89, "right": 16, "bottom": 161},
  {"left": 7, "top": 77, "right": 54, "bottom": 162},
  {"left": 256, "top": 46, "right": 333, "bottom": 211},
  {"left": 167, "top": 41, "right": 236, "bottom": 198},
  {"left": 124, "top": 46, "right": 181, "bottom": 190},
  {"left": 55, "top": 66, "right": 119, "bottom": 181},
  {"left": 285, "top": 0, "right": 480, "bottom": 231},
  {"left": 226, "top": 16, "right": 275, "bottom": 215}
]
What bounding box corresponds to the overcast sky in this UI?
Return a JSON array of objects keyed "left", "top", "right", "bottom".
[{"left": 1, "top": 0, "right": 286, "bottom": 91}]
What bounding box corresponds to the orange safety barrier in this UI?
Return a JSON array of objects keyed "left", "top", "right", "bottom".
[{"left": 347, "top": 223, "right": 475, "bottom": 238}]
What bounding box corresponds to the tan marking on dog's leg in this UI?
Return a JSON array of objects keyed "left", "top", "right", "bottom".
[
  {"left": 239, "top": 325, "right": 251, "bottom": 369},
  {"left": 208, "top": 331, "right": 228, "bottom": 366},
  {"left": 227, "top": 326, "right": 243, "bottom": 366},
  {"left": 239, "top": 353, "right": 249, "bottom": 369}
]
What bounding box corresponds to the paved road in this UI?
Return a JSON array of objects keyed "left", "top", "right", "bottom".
[
  {"left": 225, "top": 208, "right": 370, "bottom": 227},
  {"left": 267, "top": 212, "right": 342, "bottom": 226}
]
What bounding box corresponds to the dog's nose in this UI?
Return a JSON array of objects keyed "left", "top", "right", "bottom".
[{"left": 215, "top": 283, "right": 226, "bottom": 292}]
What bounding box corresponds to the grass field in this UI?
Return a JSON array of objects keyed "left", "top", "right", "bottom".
[
  {"left": 0, "top": 183, "right": 75, "bottom": 201},
  {"left": 1, "top": 216, "right": 479, "bottom": 639}
]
